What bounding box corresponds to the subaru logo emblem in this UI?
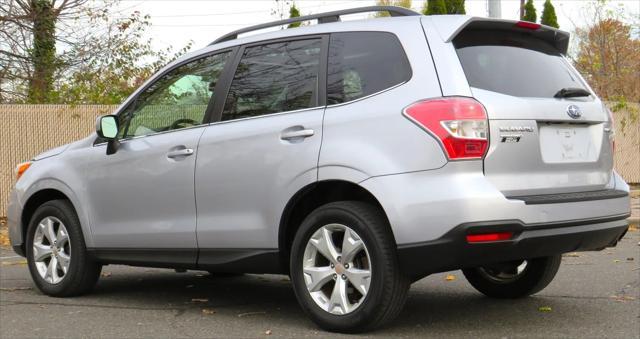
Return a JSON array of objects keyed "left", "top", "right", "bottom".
[{"left": 566, "top": 105, "right": 582, "bottom": 119}]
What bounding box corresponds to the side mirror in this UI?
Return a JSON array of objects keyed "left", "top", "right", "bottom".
[
  {"left": 96, "top": 115, "right": 120, "bottom": 155},
  {"left": 96, "top": 115, "right": 118, "bottom": 139}
]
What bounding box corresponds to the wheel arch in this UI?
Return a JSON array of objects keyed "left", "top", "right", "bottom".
[
  {"left": 20, "top": 184, "right": 92, "bottom": 253},
  {"left": 278, "top": 179, "right": 395, "bottom": 272}
]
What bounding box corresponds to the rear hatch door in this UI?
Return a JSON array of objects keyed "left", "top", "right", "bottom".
[{"left": 452, "top": 22, "right": 614, "bottom": 196}]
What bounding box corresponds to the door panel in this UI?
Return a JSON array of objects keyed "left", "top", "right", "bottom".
[
  {"left": 83, "top": 127, "right": 205, "bottom": 250},
  {"left": 195, "top": 109, "right": 323, "bottom": 249},
  {"left": 195, "top": 37, "right": 326, "bottom": 251},
  {"left": 83, "top": 51, "right": 232, "bottom": 256}
]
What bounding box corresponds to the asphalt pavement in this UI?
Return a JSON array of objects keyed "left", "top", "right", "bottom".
[{"left": 1, "top": 224, "right": 638, "bottom": 338}]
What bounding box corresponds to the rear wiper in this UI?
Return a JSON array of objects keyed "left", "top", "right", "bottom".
[{"left": 553, "top": 87, "right": 591, "bottom": 98}]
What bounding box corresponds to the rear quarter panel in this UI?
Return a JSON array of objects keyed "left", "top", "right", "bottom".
[{"left": 319, "top": 19, "right": 447, "bottom": 180}]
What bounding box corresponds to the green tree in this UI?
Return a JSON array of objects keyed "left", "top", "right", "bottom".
[
  {"left": 374, "top": 0, "right": 412, "bottom": 17},
  {"left": 288, "top": 3, "right": 301, "bottom": 28},
  {"left": 422, "top": 0, "right": 447, "bottom": 15},
  {"left": 523, "top": 0, "right": 537, "bottom": 23},
  {"left": 445, "top": 0, "right": 466, "bottom": 14},
  {"left": 540, "top": 0, "right": 559, "bottom": 28}
]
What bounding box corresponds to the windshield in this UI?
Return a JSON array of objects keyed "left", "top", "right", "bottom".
[{"left": 454, "top": 30, "right": 589, "bottom": 98}]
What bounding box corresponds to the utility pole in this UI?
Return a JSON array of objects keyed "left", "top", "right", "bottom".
[
  {"left": 488, "top": 0, "right": 501, "bottom": 18},
  {"left": 519, "top": 0, "right": 525, "bottom": 19}
]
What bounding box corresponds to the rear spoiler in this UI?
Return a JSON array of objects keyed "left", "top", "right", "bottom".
[{"left": 429, "top": 16, "right": 570, "bottom": 54}]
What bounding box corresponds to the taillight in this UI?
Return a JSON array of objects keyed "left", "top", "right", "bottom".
[{"left": 403, "top": 97, "right": 489, "bottom": 160}]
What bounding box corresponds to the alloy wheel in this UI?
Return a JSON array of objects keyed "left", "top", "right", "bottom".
[
  {"left": 33, "top": 216, "right": 71, "bottom": 284},
  {"left": 302, "top": 223, "right": 371, "bottom": 315}
]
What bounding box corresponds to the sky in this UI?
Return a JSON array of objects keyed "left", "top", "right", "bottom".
[{"left": 105, "top": 0, "right": 640, "bottom": 52}]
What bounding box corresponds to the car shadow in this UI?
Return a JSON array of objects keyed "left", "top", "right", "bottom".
[{"left": 85, "top": 268, "right": 584, "bottom": 336}]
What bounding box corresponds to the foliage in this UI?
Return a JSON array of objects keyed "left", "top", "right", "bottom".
[
  {"left": 374, "top": 0, "right": 412, "bottom": 17},
  {"left": 54, "top": 12, "right": 192, "bottom": 105},
  {"left": 541, "top": 0, "right": 559, "bottom": 28},
  {"left": 288, "top": 3, "right": 301, "bottom": 28},
  {"left": 271, "top": 0, "right": 293, "bottom": 21},
  {"left": 523, "top": 0, "right": 537, "bottom": 23},
  {"left": 574, "top": 19, "right": 639, "bottom": 104},
  {"left": 0, "top": 0, "right": 192, "bottom": 104},
  {"left": 445, "top": 0, "right": 465, "bottom": 15},
  {"left": 422, "top": 0, "right": 447, "bottom": 15},
  {"left": 570, "top": 1, "right": 639, "bottom": 134}
]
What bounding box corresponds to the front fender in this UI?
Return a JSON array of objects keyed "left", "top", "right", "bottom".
[{"left": 13, "top": 176, "right": 94, "bottom": 249}]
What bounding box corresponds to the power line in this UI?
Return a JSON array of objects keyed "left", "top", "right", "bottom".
[{"left": 111, "top": 0, "right": 353, "bottom": 18}]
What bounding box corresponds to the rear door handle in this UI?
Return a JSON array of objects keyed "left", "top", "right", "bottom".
[
  {"left": 167, "top": 148, "right": 194, "bottom": 159},
  {"left": 280, "top": 129, "right": 315, "bottom": 140}
]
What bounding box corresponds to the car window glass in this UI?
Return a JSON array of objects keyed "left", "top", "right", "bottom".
[
  {"left": 454, "top": 30, "right": 587, "bottom": 98},
  {"left": 221, "top": 39, "right": 322, "bottom": 121},
  {"left": 327, "top": 32, "right": 411, "bottom": 105},
  {"left": 119, "top": 52, "right": 230, "bottom": 138}
]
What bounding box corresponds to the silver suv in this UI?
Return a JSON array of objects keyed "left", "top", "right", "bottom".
[{"left": 7, "top": 6, "right": 631, "bottom": 333}]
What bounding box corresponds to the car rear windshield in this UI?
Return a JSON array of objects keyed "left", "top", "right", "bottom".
[{"left": 453, "top": 30, "right": 588, "bottom": 98}]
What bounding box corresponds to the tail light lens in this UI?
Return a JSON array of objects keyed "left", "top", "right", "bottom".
[{"left": 403, "top": 97, "right": 489, "bottom": 160}]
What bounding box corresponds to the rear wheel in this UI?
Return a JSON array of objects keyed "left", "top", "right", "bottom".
[
  {"left": 462, "top": 255, "right": 562, "bottom": 299},
  {"left": 26, "top": 200, "right": 102, "bottom": 297},
  {"left": 290, "top": 201, "right": 409, "bottom": 333}
]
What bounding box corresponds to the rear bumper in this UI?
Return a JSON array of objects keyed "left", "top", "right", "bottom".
[{"left": 397, "top": 213, "right": 629, "bottom": 280}]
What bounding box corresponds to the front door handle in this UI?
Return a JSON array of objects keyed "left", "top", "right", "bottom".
[
  {"left": 167, "top": 148, "right": 194, "bottom": 159},
  {"left": 280, "top": 129, "right": 315, "bottom": 140}
]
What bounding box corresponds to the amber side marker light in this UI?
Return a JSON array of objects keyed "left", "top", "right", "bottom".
[
  {"left": 15, "top": 161, "right": 31, "bottom": 180},
  {"left": 466, "top": 232, "right": 513, "bottom": 243}
]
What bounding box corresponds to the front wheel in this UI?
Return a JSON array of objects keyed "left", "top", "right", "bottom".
[
  {"left": 290, "top": 201, "right": 409, "bottom": 333},
  {"left": 26, "top": 200, "right": 102, "bottom": 297},
  {"left": 462, "top": 255, "right": 562, "bottom": 299}
]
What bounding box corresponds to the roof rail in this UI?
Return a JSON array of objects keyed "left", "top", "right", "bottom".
[{"left": 209, "top": 6, "right": 421, "bottom": 45}]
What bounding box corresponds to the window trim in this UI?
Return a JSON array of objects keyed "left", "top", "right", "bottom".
[
  {"left": 210, "top": 34, "right": 329, "bottom": 124},
  {"left": 325, "top": 31, "right": 413, "bottom": 107},
  {"left": 94, "top": 47, "right": 239, "bottom": 146}
]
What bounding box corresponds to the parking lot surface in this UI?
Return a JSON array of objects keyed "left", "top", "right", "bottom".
[{"left": 1, "top": 224, "right": 638, "bottom": 338}]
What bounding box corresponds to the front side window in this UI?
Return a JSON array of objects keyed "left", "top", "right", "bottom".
[
  {"left": 221, "top": 39, "right": 322, "bottom": 121},
  {"left": 327, "top": 32, "right": 412, "bottom": 105},
  {"left": 119, "top": 52, "right": 230, "bottom": 138}
]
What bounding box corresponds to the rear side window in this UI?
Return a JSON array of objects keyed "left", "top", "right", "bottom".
[
  {"left": 222, "top": 39, "right": 322, "bottom": 121},
  {"left": 454, "top": 30, "right": 587, "bottom": 98},
  {"left": 327, "top": 32, "right": 411, "bottom": 105}
]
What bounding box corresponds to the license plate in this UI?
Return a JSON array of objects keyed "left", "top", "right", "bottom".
[{"left": 539, "top": 124, "right": 598, "bottom": 163}]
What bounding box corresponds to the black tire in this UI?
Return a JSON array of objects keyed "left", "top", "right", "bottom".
[
  {"left": 462, "top": 255, "right": 562, "bottom": 299},
  {"left": 26, "top": 200, "right": 102, "bottom": 297},
  {"left": 290, "top": 201, "right": 409, "bottom": 333}
]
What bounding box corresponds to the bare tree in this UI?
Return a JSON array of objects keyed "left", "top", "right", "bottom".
[{"left": 0, "top": 0, "right": 190, "bottom": 104}]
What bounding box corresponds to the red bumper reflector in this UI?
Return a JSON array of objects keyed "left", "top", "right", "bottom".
[{"left": 466, "top": 232, "right": 513, "bottom": 243}]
